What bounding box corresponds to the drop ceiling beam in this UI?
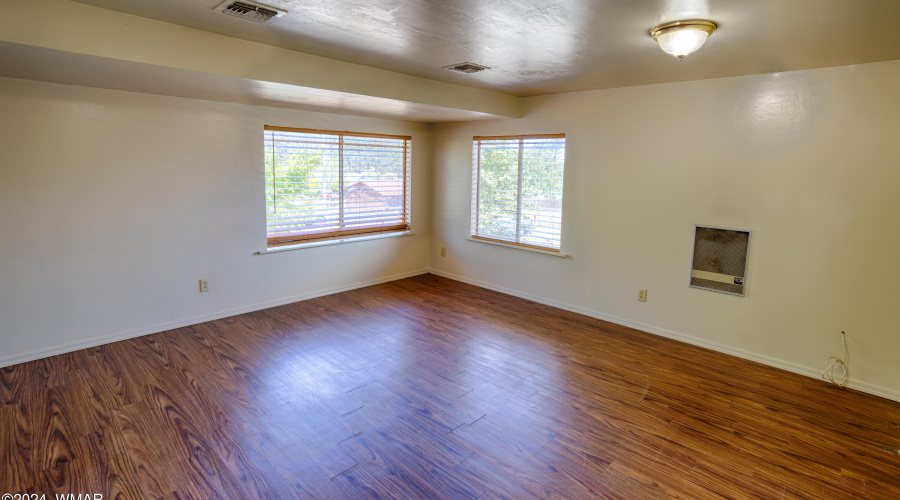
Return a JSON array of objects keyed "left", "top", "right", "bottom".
[{"left": 0, "top": 0, "right": 522, "bottom": 120}]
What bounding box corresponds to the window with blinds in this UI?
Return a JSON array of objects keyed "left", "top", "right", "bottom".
[
  {"left": 264, "top": 126, "right": 411, "bottom": 247},
  {"left": 471, "top": 134, "right": 566, "bottom": 251}
]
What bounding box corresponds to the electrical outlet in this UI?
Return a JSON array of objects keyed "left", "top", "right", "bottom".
[
  {"left": 440, "top": 247, "right": 447, "bottom": 257},
  {"left": 638, "top": 289, "right": 647, "bottom": 302},
  {"left": 199, "top": 279, "right": 209, "bottom": 293}
]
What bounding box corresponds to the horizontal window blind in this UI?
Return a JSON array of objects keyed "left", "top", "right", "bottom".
[
  {"left": 265, "top": 126, "right": 411, "bottom": 247},
  {"left": 472, "top": 134, "right": 566, "bottom": 251}
]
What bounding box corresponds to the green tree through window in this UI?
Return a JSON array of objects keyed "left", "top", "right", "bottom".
[
  {"left": 265, "top": 127, "right": 411, "bottom": 247},
  {"left": 472, "top": 135, "right": 566, "bottom": 251}
]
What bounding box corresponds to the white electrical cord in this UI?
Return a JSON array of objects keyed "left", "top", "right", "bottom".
[{"left": 822, "top": 331, "right": 848, "bottom": 388}]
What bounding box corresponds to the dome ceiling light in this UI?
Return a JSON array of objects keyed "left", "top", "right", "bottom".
[{"left": 650, "top": 20, "right": 718, "bottom": 61}]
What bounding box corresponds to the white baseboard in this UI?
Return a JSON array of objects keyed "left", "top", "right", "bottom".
[
  {"left": 6, "top": 266, "right": 897, "bottom": 403},
  {"left": 0, "top": 268, "right": 430, "bottom": 369},
  {"left": 428, "top": 268, "right": 900, "bottom": 403}
]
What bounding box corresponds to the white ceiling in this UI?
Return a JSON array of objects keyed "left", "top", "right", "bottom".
[
  {"left": 71, "top": 0, "right": 900, "bottom": 97},
  {"left": 0, "top": 42, "right": 500, "bottom": 123}
]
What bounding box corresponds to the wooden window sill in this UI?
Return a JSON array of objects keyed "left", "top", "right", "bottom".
[
  {"left": 466, "top": 237, "right": 568, "bottom": 258},
  {"left": 257, "top": 230, "right": 416, "bottom": 255}
]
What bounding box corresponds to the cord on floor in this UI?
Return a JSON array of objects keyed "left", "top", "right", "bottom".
[{"left": 822, "top": 330, "right": 848, "bottom": 388}]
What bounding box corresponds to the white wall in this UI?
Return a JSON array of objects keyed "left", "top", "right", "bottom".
[
  {"left": 0, "top": 77, "right": 431, "bottom": 366},
  {"left": 431, "top": 60, "right": 900, "bottom": 400}
]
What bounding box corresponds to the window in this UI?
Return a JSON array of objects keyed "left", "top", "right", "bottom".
[
  {"left": 471, "top": 134, "right": 566, "bottom": 251},
  {"left": 264, "top": 126, "right": 411, "bottom": 247}
]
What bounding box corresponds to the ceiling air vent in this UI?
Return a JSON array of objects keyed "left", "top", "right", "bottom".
[
  {"left": 215, "top": 0, "right": 286, "bottom": 23},
  {"left": 443, "top": 62, "right": 491, "bottom": 74}
]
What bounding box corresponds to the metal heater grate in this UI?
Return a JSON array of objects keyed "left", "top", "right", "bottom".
[{"left": 690, "top": 225, "right": 750, "bottom": 296}]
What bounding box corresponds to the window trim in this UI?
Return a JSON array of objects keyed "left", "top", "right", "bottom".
[
  {"left": 471, "top": 133, "right": 566, "bottom": 253},
  {"left": 266, "top": 126, "right": 411, "bottom": 141},
  {"left": 264, "top": 125, "right": 411, "bottom": 247},
  {"left": 257, "top": 230, "right": 417, "bottom": 255},
  {"left": 466, "top": 236, "right": 568, "bottom": 258}
]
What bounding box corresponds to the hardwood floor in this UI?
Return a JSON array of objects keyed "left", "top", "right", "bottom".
[{"left": 1, "top": 274, "right": 899, "bottom": 499}]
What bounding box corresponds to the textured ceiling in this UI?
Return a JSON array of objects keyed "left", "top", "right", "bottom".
[
  {"left": 0, "top": 42, "right": 501, "bottom": 122},
  {"left": 72, "top": 0, "right": 900, "bottom": 97}
]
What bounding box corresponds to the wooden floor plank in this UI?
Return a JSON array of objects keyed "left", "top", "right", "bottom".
[
  {"left": 79, "top": 427, "right": 145, "bottom": 499},
  {"left": 0, "top": 403, "right": 34, "bottom": 494},
  {"left": 1, "top": 274, "right": 898, "bottom": 498}
]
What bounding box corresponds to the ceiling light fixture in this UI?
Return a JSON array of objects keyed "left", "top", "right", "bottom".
[{"left": 650, "top": 20, "right": 717, "bottom": 61}]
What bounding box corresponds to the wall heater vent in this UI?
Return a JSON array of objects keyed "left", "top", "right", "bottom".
[{"left": 689, "top": 225, "right": 751, "bottom": 296}]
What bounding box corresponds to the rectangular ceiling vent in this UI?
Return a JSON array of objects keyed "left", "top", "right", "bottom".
[
  {"left": 215, "top": 0, "right": 286, "bottom": 23},
  {"left": 443, "top": 62, "right": 491, "bottom": 74}
]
